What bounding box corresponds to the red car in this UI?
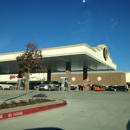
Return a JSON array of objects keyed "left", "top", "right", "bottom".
[{"left": 92, "top": 84, "right": 105, "bottom": 91}]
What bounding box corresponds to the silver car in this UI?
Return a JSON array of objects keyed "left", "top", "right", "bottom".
[{"left": 39, "top": 81, "right": 60, "bottom": 91}]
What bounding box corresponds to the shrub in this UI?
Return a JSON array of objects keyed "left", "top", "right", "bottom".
[{"left": 0, "top": 98, "right": 55, "bottom": 110}]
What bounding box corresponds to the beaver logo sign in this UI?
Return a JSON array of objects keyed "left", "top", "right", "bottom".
[{"left": 103, "top": 47, "right": 108, "bottom": 61}]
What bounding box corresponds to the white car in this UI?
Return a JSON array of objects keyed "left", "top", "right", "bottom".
[{"left": 0, "top": 84, "right": 13, "bottom": 90}]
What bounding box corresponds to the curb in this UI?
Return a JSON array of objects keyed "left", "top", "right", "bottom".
[{"left": 0, "top": 99, "right": 67, "bottom": 121}]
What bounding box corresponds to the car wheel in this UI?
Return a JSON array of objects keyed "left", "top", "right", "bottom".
[
  {"left": 9, "top": 86, "right": 13, "bottom": 90},
  {"left": 0, "top": 86, "right": 2, "bottom": 90},
  {"left": 124, "top": 89, "right": 128, "bottom": 92},
  {"left": 48, "top": 87, "right": 51, "bottom": 91},
  {"left": 55, "top": 87, "right": 59, "bottom": 91},
  {"left": 114, "top": 89, "right": 116, "bottom": 91}
]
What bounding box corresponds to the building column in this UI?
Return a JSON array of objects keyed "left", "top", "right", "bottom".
[
  {"left": 83, "top": 67, "right": 88, "bottom": 91},
  {"left": 47, "top": 69, "right": 51, "bottom": 81},
  {"left": 66, "top": 62, "right": 71, "bottom": 91}
]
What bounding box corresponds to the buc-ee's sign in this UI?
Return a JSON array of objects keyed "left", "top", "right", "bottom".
[
  {"left": 9, "top": 75, "right": 18, "bottom": 80},
  {"left": 8, "top": 74, "right": 46, "bottom": 81}
]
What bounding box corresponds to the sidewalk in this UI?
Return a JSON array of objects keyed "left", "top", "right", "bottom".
[{"left": 0, "top": 98, "right": 67, "bottom": 121}]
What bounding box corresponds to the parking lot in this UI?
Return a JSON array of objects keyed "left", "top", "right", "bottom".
[{"left": 0, "top": 90, "right": 130, "bottom": 130}]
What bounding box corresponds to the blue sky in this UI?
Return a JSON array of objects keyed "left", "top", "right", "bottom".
[{"left": 0, "top": 0, "right": 130, "bottom": 72}]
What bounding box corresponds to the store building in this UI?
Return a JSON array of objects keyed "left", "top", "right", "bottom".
[{"left": 0, "top": 43, "right": 121, "bottom": 89}]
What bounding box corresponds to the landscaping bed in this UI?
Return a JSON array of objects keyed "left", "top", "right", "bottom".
[{"left": 0, "top": 98, "right": 55, "bottom": 110}]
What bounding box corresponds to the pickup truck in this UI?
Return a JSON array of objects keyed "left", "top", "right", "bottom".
[{"left": 0, "top": 84, "right": 13, "bottom": 90}]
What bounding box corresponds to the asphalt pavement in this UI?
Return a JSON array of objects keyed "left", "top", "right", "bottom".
[{"left": 0, "top": 90, "right": 130, "bottom": 130}]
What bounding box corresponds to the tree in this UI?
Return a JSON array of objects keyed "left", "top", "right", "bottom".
[{"left": 16, "top": 43, "right": 47, "bottom": 91}]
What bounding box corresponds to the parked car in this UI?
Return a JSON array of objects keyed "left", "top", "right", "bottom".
[
  {"left": 29, "top": 83, "right": 37, "bottom": 90},
  {"left": 70, "top": 85, "right": 76, "bottom": 90},
  {"left": 29, "top": 83, "right": 41, "bottom": 90},
  {"left": 0, "top": 84, "right": 13, "bottom": 90},
  {"left": 39, "top": 81, "right": 60, "bottom": 91},
  {"left": 106, "top": 86, "right": 129, "bottom": 92},
  {"left": 70, "top": 85, "right": 82, "bottom": 91},
  {"left": 91, "top": 84, "right": 105, "bottom": 91}
]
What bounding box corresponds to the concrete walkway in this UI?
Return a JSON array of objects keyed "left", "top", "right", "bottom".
[{"left": 0, "top": 90, "right": 130, "bottom": 130}]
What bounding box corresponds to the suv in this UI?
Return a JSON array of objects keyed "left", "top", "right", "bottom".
[
  {"left": 39, "top": 81, "right": 60, "bottom": 91},
  {"left": 107, "top": 86, "right": 129, "bottom": 92}
]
